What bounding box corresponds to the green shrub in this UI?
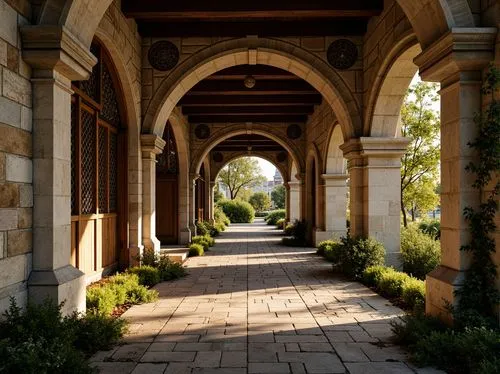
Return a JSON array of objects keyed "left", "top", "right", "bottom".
[
  {"left": 86, "top": 273, "right": 158, "bottom": 316},
  {"left": 255, "top": 211, "right": 269, "bottom": 217},
  {"left": 214, "top": 205, "right": 230, "bottom": 226},
  {"left": 362, "top": 265, "right": 391, "bottom": 287},
  {"left": 391, "top": 312, "right": 447, "bottom": 346},
  {"left": 265, "top": 209, "right": 286, "bottom": 225},
  {"left": 400, "top": 226, "right": 441, "bottom": 279},
  {"left": 203, "top": 234, "right": 215, "bottom": 246},
  {"left": 276, "top": 218, "right": 285, "bottom": 229},
  {"left": 401, "top": 277, "right": 426, "bottom": 311},
  {"left": 378, "top": 268, "right": 411, "bottom": 298},
  {"left": 331, "top": 236, "right": 385, "bottom": 280},
  {"left": 214, "top": 222, "right": 226, "bottom": 232},
  {"left": 191, "top": 235, "right": 210, "bottom": 251},
  {"left": 324, "top": 242, "right": 344, "bottom": 263},
  {"left": 412, "top": 328, "right": 500, "bottom": 374},
  {"left": 218, "top": 200, "right": 255, "bottom": 223},
  {"left": 140, "top": 249, "right": 187, "bottom": 281},
  {"left": 418, "top": 219, "right": 441, "bottom": 240},
  {"left": 281, "top": 219, "right": 308, "bottom": 246},
  {"left": 317, "top": 240, "right": 337, "bottom": 256},
  {"left": 284, "top": 223, "right": 294, "bottom": 236},
  {"left": 196, "top": 221, "right": 220, "bottom": 237},
  {"left": 0, "top": 299, "right": 127, "bottom": 373},
  {"left": 127, "top": 266, "right": 161, "bottom": 287},
  {"left": 189, "top": 243, "right": 204, "bottom": 257}
]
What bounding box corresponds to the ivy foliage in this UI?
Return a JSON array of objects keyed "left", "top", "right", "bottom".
[{"left": 455, "top": 64, "right": 500, "bottom": 326}]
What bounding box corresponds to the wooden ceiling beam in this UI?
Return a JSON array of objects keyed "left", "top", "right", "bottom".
[
  {"left": 188, "top": 114, "right": 308, "bottom": 123},
  {"left": 179, "top": 94, "right": 322, "bottom": 106},
  {"left": 182, "top": 106, "right": 314, "bottom": 115},
  {"left": 189, "top": 79, "right": 315, "bottom": 93}
]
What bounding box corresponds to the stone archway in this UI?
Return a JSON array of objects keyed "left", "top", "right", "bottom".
[
  {"left": 305, "top": 145, "right": 324, "bottom": 245},
  {"left": 142, "top": 37, "right": 362, "bottom": 141},
  {"left": 364, "top": 34, "right": 421, "bottom": 137}
]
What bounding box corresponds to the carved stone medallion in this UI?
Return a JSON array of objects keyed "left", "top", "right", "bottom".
[
  {"left": 287, "top": 124, "right": 302, "bottom": 140},
  {"left": 148, "top": 41, "right": 179, "bottom": 71},
  {"left": 194, "top": 124, "right": 210, "bottom": 139},
  {"left": 327, "top": 39, "right": 358, "bottom": 70}
]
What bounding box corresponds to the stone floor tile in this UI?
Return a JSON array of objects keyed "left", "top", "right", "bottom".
[
  {"left": 331, "top": 342, "right": 370, "bottom": 362},
  {"left": 141, "top": 351, "right": 196, "bottom": 363},
  {"left": 91, "top": 362, "right": 136, "bottom": 374},
  {"left": 164, "top": 362, "right": 193, "bottom": 374},
  {"left": 220, "top": 351, "right": 247, "bottom": 367},
  {"left": 174, "top": 343, "right": 213, "bottom": 352},
  {"left": 112, "top": 343, "right": 150, "bottom": 362},
  {"left": 131, "top": 363, "right": 167, "bottom": 374},
  {"left": 194, "top": 351, "right": 222, "bottom": 368},
  {"left": 345, "top": 362, "right": 414, "bottom": 374},
  {"left": 248, "top": 362, "right": 291, "bottom": 373}
]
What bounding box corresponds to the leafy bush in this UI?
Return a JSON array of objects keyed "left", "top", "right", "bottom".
[
  {"left": 197, "top": 221, "right": 220, "bottom": 237},
  {"left": 214, "top": 205, "right": 230, "bottom": 226},
  {"left": 189, "top": 243, "right": 204, "bottom": 257},
  {"left": 276, "top": 218, "right": 285, "bottom": 229},
  {"left": 140, "top": 249, "right": 187, "bottom": 281},
  {"left": 391, "top": 312, "right": 447, "bottom": 346},
  {"left": 317, "top": 240, "right": 337, "bottom": 256},
  {"left": 255, "top": 211, "right": 270, "bottom": 218},
  {"left": 127, "top": 265, "right": 161, "bottom": 287},
  {"left": 284, "top": 223, "right": 294, "bottom": 236},
  {"left": 400, "top": 226, "right": 441, "bottom": 279},
  {"left": 362, "top": 265, "right": 391, "bottom": 287},
  {"left": 218, "top": 200, "right": 255, "bottom": 223},
  {"left": 281, "top": 219, "right": 308, "bottom": 246},
  {"left": 418, "top": 219, "right": 441, "bottom": 240},
  {"left": 203, "top": 234, "right": 215, "bottom": 247},
  {"left": 86, "top": 273, "right": 158, "bottom": 315},
  {"left": 0, "top": 299, "right": 126, "bottom": 373},
  {"left": 377, "top": 268, "right": 411, "bottom": 298},
  {"left": 401, "top": 277, "right": 426, "bottom": 311},
  {"left": 265, "top": 209, "right": 286, "bottom": 225},
  {"left": 191, "top": 235, "right": 210, "bottom": 251},
  {"left": 248, "top": 191, "right": 271, "bottom": 212},
  {"left": 324, "top": 242, "right": 344, "bottom": 263}
]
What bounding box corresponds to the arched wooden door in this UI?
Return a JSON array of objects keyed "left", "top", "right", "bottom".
[
  {"left": 70, "top": 40, "right": 128, "bottom": 275},
  {"left": 156, "top": 123, "right": 179, "bottom": 244}
]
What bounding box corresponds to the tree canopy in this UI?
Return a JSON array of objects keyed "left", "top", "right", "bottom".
[
  {"left": 249, "top": 192, "right": 271, "bottom": 212},
  {"left": 271, "top": 184, "right": 286, "bottom": 209},
  {"left": 400, "top": 81, "right": 440, "bottom": 227},
  {"left": 217, "top": 158, "right": 266, "bottom": 200}
]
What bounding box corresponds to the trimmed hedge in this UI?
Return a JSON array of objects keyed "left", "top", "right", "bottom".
[
  {"left": 189, "top": 243, "right": 204, "bottom": 257},
  {"left": 214, "top": 205, "right": 230, "bottom": 226},
  {"left": 265, "top": 209, "right": 286, "bottom": 225},
  {"left": 400, "top": 226, "right": 441, "bottom": 279},
  {"left": 218, "top": 199, "right": 255, "bottom": 223},
  {"left": 140, "top": 249, "right": 187, "bottom": 281},
  {"left": 191, "top": 235, "right": 210, "bottom": 251}
]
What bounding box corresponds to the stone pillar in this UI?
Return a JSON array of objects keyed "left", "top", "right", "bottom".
[
  {"left": 21, "top": 26, "right": 97, "bottom": 314},
  {"left": 141, "top": 134, "right": 166, "bottom": 253},
  {"left": 316, "top": 174, "right": 348, "bottom": 242},
  {"left": 189, "top": 174, "right": 199, "bottom": 236},
  {"left": 414, "top": 29, "right": 497, "bottom": 319},
  {"left": 284, "top": 183, "right": 291, "bottom": 222},
  {"left": 288, "top": 181, "right": 301, "bottom": 222},
  {"left": 341, "top": 138, "right": 409, "bottom": 267},
  {"left": 209, "top": 181, "right": 216, "bottom": 223}
]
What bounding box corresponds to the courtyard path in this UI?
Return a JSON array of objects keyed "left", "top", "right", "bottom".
[{"left": 91, "top": 220, "right": 439, "bottom": 374}]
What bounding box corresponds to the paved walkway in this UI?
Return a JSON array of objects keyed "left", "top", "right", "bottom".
[{"left": 91, "top": 220, "right": 437, "bottom": 374}]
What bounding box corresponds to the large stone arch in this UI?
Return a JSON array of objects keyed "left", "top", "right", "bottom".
[
  {"left": 305, "top": 144, "right": 324, "bottom": 245},
  {"left": 142, "top": 37, "right": 362, "bottom": 141},
  {"left": 324, "top": 123, "right": 345, "bottom": 174},
  {"left": 396, "top": 0, "right": 474, "bottom": 48},
  {"left": 191, "top": 124, "right": 304, "bottom": 177},
  {"left": 93, "top": 28, "right": 143, "bottom": 258},
  {"left": 365, "top": 33, "right": 422, "bottom": 137},
  {"left": 212, "top": 153, "right": 287, "bottom": 186}
]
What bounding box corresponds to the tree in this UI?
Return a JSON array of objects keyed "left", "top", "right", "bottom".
[
  {"left": 271, "top": 185, "right": 286, "bottom": 209},
  {"left": 400, "top": 81, "right": 440, "bottom": 227},
  {"left": 217, "top": 158, "right": 266, "bottom": 200},
  {"left": 403, "top": 175, "right": 440, "bottom": 221},
  {"left": 249, "top": 192, "right": 271, "bottom": 212}
]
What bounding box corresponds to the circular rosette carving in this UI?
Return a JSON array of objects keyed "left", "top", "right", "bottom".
[
  {"left": 327, "top": 39, "right": 358, "bottom": 70},
  {"left": 148, "top": 41, "right": 180, "bottom": 71},
  {"left": 287, "top": 124, "right": 302, "bottom": 140},
  {"left": 194, "top": 124, "right": 211, "bottom": 139}
]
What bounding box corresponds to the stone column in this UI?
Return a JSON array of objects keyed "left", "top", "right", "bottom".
[
  {"left": 316, "top": 174, "right": 348, "bottom": 241},
  {"left": 284, "top": 183, "right": 291, "bottom": 222},
  {"left": 21, "top": 26, "right": 97, "bottom": 314},
  {"left": 209, "top": 181, "right": 216, "bottom": 223},
  {"left": 414, "top": 29, "right": 497, "bottom": 319},
  {"left": 341, "top": 137, "right": 409, "bottom": 267},
  {"left": 141, "top": 134, "right": 166, "bottom": 253},
  {"left": 288, "top": 181, "right": 301, "bottom": 222},
  {"left": 189, "top": 174, "right": 199, "bottom": 236}
]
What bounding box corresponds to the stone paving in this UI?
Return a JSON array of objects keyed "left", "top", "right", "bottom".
[{"left": 91, "top": 220, "right": 441, "bottom": 374}]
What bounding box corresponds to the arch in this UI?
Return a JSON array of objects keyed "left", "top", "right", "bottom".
[
  {"left": 324, "top": 123, "right": 346, "bottom": 174},
  {"left": 192, "top": 125, "right": 303, "bottom": 178},
  {"left": 305, "top": 144, "right": 323, "bottom": 235},
  {"left": 213, "top": 154, "right": 287, "bottom": 186},
  {"left": 365, "top": 34, "right": 422, "bottom": 137},
  {"left": 143, "top": 37, "right": 362, "bottom": 141},
  {"left": 396, "top": 0, "right": 474, "bottom": 48}
]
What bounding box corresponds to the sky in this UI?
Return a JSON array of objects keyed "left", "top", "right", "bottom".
[{"left": 251, "top": 73, "right": 440, "bottom": 182}]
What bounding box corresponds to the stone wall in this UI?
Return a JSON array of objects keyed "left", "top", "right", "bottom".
[{"left": 0, "top": 0, "right": 33, "bottom": 311}]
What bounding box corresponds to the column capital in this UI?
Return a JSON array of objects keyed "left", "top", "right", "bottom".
[
  {"left": 321, "top": 173, "right": 348, "bottom": 187},
  {"left": 341, "top": 137, "right": 409, "bottom": 159},
  {"left": 21, "top": 25, "right": 97, "bottom": 81},
  {"left": 414, "top": 28, "right": 497, "bottom": 83},
  {"left": 141, "top": 134, "right": 166, "bottom": 159}
]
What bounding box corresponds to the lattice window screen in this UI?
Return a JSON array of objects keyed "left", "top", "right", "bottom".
[
  {"left": 81, "top": 110, "right": 96, "bottom": 214},
  {"left": 98, "top": 125, "right": 108, "bottom": 213}
]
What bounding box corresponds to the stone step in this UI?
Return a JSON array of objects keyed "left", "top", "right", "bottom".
[{"left": 160, "top": 247, "right": 189, "bottom": 264}]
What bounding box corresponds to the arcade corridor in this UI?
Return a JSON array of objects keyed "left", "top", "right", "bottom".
[{"left": 91, "top": 221, "right": 427, "bottom": 374}]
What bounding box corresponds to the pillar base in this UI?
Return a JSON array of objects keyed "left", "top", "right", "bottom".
[
  {"left": 425, "top": 265, "right": 465, "bottom": 323},
  {"left": 129, "top": 245, "right": 145, "bottom": 266},
  {"left": 143, "top": 237, "right": 161, "bottom": 253},
  {"left": 28, "top": 265, "right": 86, "bottom": 315},
  {"left": 179, "top": 227, "right": 192, "bottom": 245}
]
